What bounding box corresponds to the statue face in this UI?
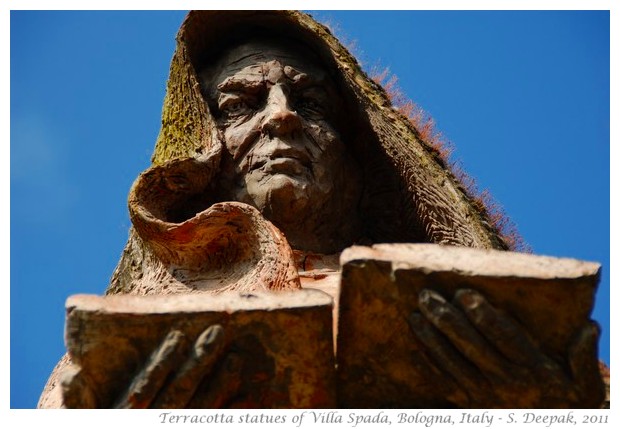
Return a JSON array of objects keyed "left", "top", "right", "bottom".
[{"left": 204, "top": 40, "right": 362, "bottom": 252}]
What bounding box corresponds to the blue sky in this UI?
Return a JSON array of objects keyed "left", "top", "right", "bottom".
[{"left": 10, "top": 10, "right": 610, "bottom": 409}]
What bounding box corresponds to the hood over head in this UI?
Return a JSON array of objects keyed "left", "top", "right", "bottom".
[{"left": 150, "top": 10, "right": 508, "bottom": 250}]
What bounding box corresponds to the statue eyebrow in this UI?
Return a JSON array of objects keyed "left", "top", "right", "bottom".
[
  {"left": 218, "top": 73, "right": 326, "bottom": 93},
  {"left": 289, "top": 73, "right": 322, "bottom": 89},
  {"left": 217, "top": 75, "right": 264, "bottom": 93}
]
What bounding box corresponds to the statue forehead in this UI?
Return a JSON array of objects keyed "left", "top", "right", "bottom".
[{"left": 204, "top": 39, "right": 328, "bottom": 90}]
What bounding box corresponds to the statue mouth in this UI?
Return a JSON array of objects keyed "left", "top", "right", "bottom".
[
  {"left": 248, "top": 145, "right": 312, "bottom": 175},
  {"left": 263, "top": 157, "right": 308, "bottom": 175}
]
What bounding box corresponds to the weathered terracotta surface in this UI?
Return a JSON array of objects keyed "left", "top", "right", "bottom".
[
  {"left": 599, "top": 362, "right": 610, "bottom": 408},
  {"left": 108, "top": 11, "right": 512, "bottom": 298},
  {"left": 337, "top": 244, "right": 602, "bottom": 408},
  {"left": 37, "top": 10, "right": 608, "bottom": 409},
  {"left": 64, "top": 290, "right": 336, "bottom": 408}
]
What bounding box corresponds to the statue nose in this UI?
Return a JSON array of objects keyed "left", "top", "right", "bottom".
[
  {"left": 261, "top": 86, "right": 302, "bottom": 137},
  {"left": 262, "top": 110, "right": 302, "bottom": 136}
]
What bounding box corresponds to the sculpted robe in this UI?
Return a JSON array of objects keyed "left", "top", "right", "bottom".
[{"left": 108, "top": 10, "right": 510, "bottom": 298}]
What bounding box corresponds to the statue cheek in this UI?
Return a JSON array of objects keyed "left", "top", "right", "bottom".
[
  {"left": 223, "top": 116, "right": 262, "bottom": 160},
  {"left": 305, "top": 122, "right": 344, "bottom": 157}
]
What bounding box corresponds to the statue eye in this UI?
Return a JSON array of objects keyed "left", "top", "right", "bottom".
[
  {"left": 297, "top": 97, "right": 325, "bottom": 117},
  {"left": 222, "top": 100, "right": 251, "bottom": 117}
]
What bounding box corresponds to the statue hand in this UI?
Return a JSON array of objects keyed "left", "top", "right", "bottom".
[
  {"left": 408, "top": 289, "right": 604, "bottom": 408},
  {"left": 62, "top": 325, "right": 239, "bottom": 408}
]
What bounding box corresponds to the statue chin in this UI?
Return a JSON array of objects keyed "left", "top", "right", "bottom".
[
  {"left": 243, "top": 172, "right": 314, "bottom": 222},
  {"left": 236, "top": 170, "right": 354, "bottom": 253}
]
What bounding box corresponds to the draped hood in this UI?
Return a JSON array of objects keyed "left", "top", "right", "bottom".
[{"left": 108, "top": 10, "right": 509, "bottom": 295}]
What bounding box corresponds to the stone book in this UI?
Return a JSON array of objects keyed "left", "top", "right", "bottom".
[
  {"left": 64, "top": 243, "right": 601, "bottom": 408},
  {"left": 64, "top": 289, "right": 336, "bottom": 408},
  {"left": 336, "top": 244, "right": 601, "bottom": 408}
]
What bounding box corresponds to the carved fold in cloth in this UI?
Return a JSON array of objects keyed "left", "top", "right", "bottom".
[{"left": 127, "top": 145, "right": 300, "bottom": 294}]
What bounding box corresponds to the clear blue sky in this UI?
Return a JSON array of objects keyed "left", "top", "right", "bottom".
[{"left": 10, "top": 10, "right": 610, "bottom": 409}]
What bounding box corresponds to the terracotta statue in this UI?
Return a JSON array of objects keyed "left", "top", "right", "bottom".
[{"left": 38, "top": 11, "right": 604, "bottom": 409}]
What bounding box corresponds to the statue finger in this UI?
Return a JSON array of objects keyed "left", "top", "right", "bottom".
[
  {"left": 453, "top": 289, "right": 542, "bottom": 368},
  {"left": 191, "top": 352, "right": 244, "bottom": 408},
  {"left": 568, "top": 321, "right": 605, "bottom": 408},
  {"left": 60, "top": 364, "right": 98, "bottom": 408},
  {"left": 153, "top": 325, "right": 226, "bottom": 408},
  {"left": 453, "top": 288, "right": 572, "bottom": 385},
  {"left": 408, "top": 312, "right": 488, "bottom": 407},
  {"left": 114, "top": 330, "right": 187, "bottom": 409},
  {"left": 418, "top": 289, "right": 511, "bottom": 381}
]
